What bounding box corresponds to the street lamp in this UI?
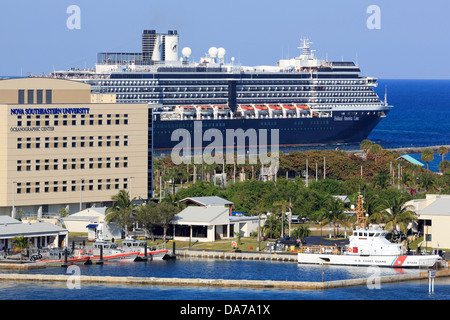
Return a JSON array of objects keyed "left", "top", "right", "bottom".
[{"left": 12, "top": 181, "right": 16, "bottom": 219}]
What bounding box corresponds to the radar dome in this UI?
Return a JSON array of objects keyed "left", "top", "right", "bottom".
[
  {"left": 217, "top": 47, "right": 226, "bottom": 59},
  {"left": 182, "top": 47, "right": 192, "bottom": 58},
  {"left": 208, "top": 47, "right": 218, "bottom": 58}
]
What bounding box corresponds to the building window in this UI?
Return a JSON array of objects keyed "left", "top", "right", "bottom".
[
  {"left": 45, "top": 90, "right": 52, "bottom": 104},
  {"left": 18, "top": 90, "right": 25, "bottom": 104},
  {"left": 27, "top": 90, "right": 34, "bottom": 104},
  {"left": 36, "top": 90, "right": 43, "bottom": 104}
]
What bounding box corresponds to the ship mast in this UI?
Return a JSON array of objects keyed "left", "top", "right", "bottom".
[{"left": 355, "top": 194, "right": 368, "bottom": 229}]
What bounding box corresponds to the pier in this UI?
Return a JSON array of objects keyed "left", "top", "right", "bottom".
[
  {"left": 178, "top": 249, "right": 298, "bottom": 262},
  {"left": 0, "top": 268, "right": 449, "bottom": 290}
]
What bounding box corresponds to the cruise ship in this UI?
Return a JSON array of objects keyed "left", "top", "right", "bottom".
[{"left": 51, "top": 30, "right": 393, "bottom": 156}]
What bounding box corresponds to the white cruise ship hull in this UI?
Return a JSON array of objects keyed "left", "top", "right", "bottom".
[{"left": 298, "top": 253, "right": 441, "bottom": 268}]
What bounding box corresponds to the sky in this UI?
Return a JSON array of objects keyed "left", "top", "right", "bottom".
[{"left": 0, "top": 0, "right": 449, "bottom": 79}]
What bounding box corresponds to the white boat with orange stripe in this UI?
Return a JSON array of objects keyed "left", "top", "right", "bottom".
[
  {"left": 89, "top": 240, "right": 139, "bottom": 262},
  {"left": 120, "top": 237, "right": 169, "bottom": 261},
  {"left": 298, "top": 196, "right": 443, "bottom": 268}
]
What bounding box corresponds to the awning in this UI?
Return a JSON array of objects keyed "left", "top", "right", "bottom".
[{"left": 86, "top": 224, "right": 98, "bottom": 229}]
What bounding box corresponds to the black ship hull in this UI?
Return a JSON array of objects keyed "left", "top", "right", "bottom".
[{"left": 152, "top": 110, "right": 385, "bottom": 157}]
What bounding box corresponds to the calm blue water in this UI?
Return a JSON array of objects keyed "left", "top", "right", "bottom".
[
  {"left": 370, "top": 79, "right": 450, "bottom": 150},
  {"left": 1, "top": 259, "right": 449, "bottom": 301}
]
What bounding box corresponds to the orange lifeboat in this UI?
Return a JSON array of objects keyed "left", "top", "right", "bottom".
[
  {"left": 240, "top": 105, "right": 254, "bottom": 111},
  {"left": 269, "top": 105, "right": 282, "bottom": 110},
  {"left": 296, "top": 104, "right": 310, "bottom": 110},
  {"left": 281, "top": 104, "right": 296, "bottom": 110},
  {"left": 254, "top": 105, "right": 268, "bottom": 110}
]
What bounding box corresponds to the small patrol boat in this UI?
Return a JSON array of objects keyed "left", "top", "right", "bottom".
[{"left": 297, "top": 196, "right": 444, "bottom": 268}]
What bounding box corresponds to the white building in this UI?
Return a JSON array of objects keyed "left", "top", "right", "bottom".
[
  {"left": 0, "top": 216, "right": 68, "bottom": 250},
  {"left": 63, "top": 207, "right": 122, "bottom": 241},
  {"left": 172, "top": 196, "right": 262, "bottom": 243},
  {"left": 406, "top": 194, "right": 450, "bottom": 249}
]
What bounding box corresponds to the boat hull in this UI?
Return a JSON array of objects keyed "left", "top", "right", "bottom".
[
  {"left": 153, "top": 111, "right": 385, "bottom": 156},
  {"left": 298, "top": 253, "right": 442, "bottom": 268}
]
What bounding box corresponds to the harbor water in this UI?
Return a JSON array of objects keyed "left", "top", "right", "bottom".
[{"left": 0, "top": 259, "right": 449, "bottom": 300}]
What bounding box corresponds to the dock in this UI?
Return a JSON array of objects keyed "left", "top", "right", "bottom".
[
  {"left": 0, "top": 268, "right": 448, "bottom": 290},
  {"left": 178, "top": 249, "right": 298, "bottom": 262}
]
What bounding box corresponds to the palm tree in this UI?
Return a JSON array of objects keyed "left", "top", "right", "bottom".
[
  {"left": 438, "top": 160, "right": 450, "bottom": 174},
  {"left": 360, "top": 139, "right": 372, "bottom": 160},
  {"left": 421, "top": 148, "right": 434, "bottom": 171},
  {"left": 12, "top": 235, "right": 33, "bottom": 262},
  {"left": 320, "top": 198, "right": 347, "bottom": 238},
  {"left": 372, "top": 169, "right": 390, "bottom": 189},
  {"left": 438, "top": 146, "right": 448, "bottom": 162},
  {"left": 105, "top": 190, "right": 135, "bottom": 237},
  {"left": 291, "top": 225, "right": 311, "bottom": 243},
  {"left": 273, "top": 199, "right": 290, "bottom": 238},
  {"left": 368, "top": 143, "right": 383, "bottom": 162},
  {"left": 381, "top": 194, "right": 416, "bottom": 242},
  {"left": 418, "top": 172, "right": 437, "bottom": 193},
  {"left": 400, "top": 171, "right": 413, "bottom": 191}
]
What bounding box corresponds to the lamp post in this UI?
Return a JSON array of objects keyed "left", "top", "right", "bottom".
[
  {"left": 12, "top": 181, "right": 16, "bottom": 219},
  {"left": 79, "top": 179, "right": 84, "bottom": 211}
]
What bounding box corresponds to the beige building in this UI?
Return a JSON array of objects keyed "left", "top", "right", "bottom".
[
  {"left": 0, "top": 77, "right": 152, "bottom": 218},
  {"left": 407, "top": 194, "right": 450, "bottom": 249}
]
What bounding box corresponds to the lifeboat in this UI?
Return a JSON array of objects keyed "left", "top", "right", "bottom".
[
  {"left": 180, "top": 105, "right": 196, "bottom": 115},
  {"left": 295, "top": 104, "right": 310, "bottom": 110},
  {"left": 239, "top": 105, "right": 254, "bottom": 111},
  {"left": 199, "top": 105, "right": 213, "bottom": 114},
  {"left": 215, "top": 105, "right": 230, "bottom": 114},
  {"left": 269, "top": 105, "right": 282, "bottom": 110},
  {"left": 254, "top": 105, "right": 268, "bottom": 110},
  {"left": 281, "top": 104, "right": 296, "bottom": 110}
]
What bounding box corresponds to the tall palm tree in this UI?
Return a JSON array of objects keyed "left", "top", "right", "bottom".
[
  {"left": 320, "top": 198, "right": 347, "bottom": 238},
  {"left": 421, "top": 148, "right": 434, "bottom": 171},
  {"left": 400, "top": 171, "right": 413, "bottom": 191},
  {"left": 273, "top": 199, "right": 291, "bottom": 238},
  {"left": 360, "top": 139, "right": 372, "bottom": 160},
  {"left": 381, "top": 194, "right": 416, "bottom": 241},
  {"left": 438, "top": 146, "right": 448, "bottom": 162},
  {"left": 105, "top": 190, "right": 135, "bottom": 237},
  {"left": 369, "top": 143, "right": 383, "bottom": 162}
]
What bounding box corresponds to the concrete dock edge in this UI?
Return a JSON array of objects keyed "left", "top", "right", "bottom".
[{"left": 0, "top": 269, "right": 448, "bottom": 290}]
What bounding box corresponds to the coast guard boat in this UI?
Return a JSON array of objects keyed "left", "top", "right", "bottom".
[
  {"left": 297, "top": 196, "right": 443, "bottom": 268},
  {"left": 120, "top": 236, "right": 169, "bottom": 261}
]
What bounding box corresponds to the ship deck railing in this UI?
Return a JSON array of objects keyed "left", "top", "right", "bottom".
[{"left": 297, "top": 245, "right": 341, "bottom": 255}]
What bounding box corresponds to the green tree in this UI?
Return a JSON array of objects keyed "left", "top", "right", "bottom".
[
  {"left": 381, "top": 194, "right": 416, "bottom": 241},
  {"left": 368, "top": 143, "right": 383, "bottom": 162},
  {"left": 291, "top": 225, "right": 311, "bottom": 242},
  {"left": 421, "top": 148, "right": 434, "bottom": 171},
  {"left": 320, "top": 198, "right": 347, "bottom": 238},
  {"left": 12, "top": 235, "right": 33, "bottom": 262},
  {"left": 438, "top": 146, "right": 448, "bottom": 162},
  {"left": 418, "top": 172, "right": 437, "bottom": 193},
  {"left": 105, "top": 190, "right": 135, "bottom": 236},
  {"left": 155, "top": 203, "right": 180, "bottom": 244},
  {"left": 372, "top": 169, "right": 390, "bottom": 189},
  {"left": 134, "top": 202, "right": 158, "bottom": 241},
  {"left": 360, "top": 139, "right": 373, "bottom": 159},
  {"left": 438, "top": 160, "right": 450, "bottom": 174}
]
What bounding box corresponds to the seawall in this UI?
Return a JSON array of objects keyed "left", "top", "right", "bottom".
[{"left": 0, "top": 268, "right": 448, "bottom": 290}]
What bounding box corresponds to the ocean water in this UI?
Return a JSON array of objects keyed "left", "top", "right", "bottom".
[{"left": 370, "top": 79, "right": 450, "bottom": 149}]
